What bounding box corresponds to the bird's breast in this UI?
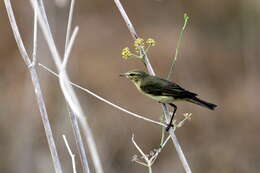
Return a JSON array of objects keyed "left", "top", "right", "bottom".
[{"left": 144, "top": 94, "right": 175, "bottom": 103}]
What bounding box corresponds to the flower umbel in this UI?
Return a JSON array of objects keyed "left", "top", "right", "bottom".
[
  {"left": 146, "top": 38, "right": 155, "bottom": 47},
  {"left": 121, "top": 37, "right": 156, "bottom": 60},
  {"left": 134, "top": 38, "right": 145, "bottom": 49},
  {"left": 121, "top": 47, "right": 132, "bottom": 59}
]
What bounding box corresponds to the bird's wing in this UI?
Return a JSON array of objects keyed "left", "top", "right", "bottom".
[{"left": 140, "top": 77, "right": 197, "bottom": 99}]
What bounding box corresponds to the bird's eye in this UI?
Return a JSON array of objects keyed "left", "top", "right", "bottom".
[{"left": 129, "top": 73, "right": 135, "bottom": 76}]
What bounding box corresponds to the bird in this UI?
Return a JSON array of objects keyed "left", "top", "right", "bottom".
[{"left": 120, "top": 70, "right": 217, "bottom": 131}]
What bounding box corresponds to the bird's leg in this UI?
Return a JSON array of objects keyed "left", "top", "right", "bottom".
[{"left": 166, "top": 103, "right": 177, "bottom": 131}]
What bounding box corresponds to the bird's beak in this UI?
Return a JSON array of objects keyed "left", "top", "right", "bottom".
[{"left": 119, "top": 73, "right": 126, "bottom": 77}]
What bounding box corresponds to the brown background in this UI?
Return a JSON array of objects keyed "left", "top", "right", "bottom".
[{"left": 1, "top": 0, "right": 260, "bottom": 172}]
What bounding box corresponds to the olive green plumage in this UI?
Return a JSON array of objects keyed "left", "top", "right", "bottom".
[{"left": 120, "top": 70, "right": 217, "bottom": 110}]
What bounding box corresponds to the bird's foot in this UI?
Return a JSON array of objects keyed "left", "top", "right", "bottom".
[{"left": 165, "top": 123, "right": 173, "bottom": 132}]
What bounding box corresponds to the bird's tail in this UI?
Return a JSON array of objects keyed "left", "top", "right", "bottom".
[{"left": 187, "top": 97, "right": 217, "bottom": 110}]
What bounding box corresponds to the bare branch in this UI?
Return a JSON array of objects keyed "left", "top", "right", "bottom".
[
  {"left": 61, "top": 2, "right": 90, "bottom": 173},
  {"left": 65, "top": 0, "right": 75, "bottom": 50},
  {"left": 67, "top": 106, "right": 90, "bottom": 173},
  {"left": 32, "top": 7, "right": 38, "bottom": 66},
  {"left": 39, "top": 63, "right": 166, "bottom": 127},
  {"left": 131, "top": 135, "right": 153, "bottom": 173},
  {"left": 30, "top": 1, "right": 104, "bottom": 173},
  {"left": 114, "top": 0, "right": 137, "bottom": 39},
  {"left": 63, "top": 135, "right": 77, "bottom": 173},
  {"left": 4, "top": 0, "right": 31, "bottom": 66},
  {"left": 161, "top": 135, "right": 171, "bottom": 149},
  {"left": 4, "top": 1, "right": 63, "bottom": 173},
  {"left": 62, "top": 26, "right": 79, "bottom": 69}
]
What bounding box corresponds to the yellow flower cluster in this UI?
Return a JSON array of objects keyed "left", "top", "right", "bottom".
[
  {"left": 121, "top": 37, "right": 156, "bottom": 59},
  {"left": 121, "top": 47, "right": 132, "bottom": 59},
  {"left": 134, "top": 38, "right": 145, "bottom": 48},
  {"left": 146, "top": 38, "right": 155, "bottom": 46}
]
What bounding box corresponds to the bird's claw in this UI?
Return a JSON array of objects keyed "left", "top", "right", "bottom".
[{"left": 166, "top": 123, "right": 173, "bottom": 132}]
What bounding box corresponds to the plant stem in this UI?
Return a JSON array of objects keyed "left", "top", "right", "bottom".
[
  {"left": 4, "top": 1, "right": 63, "bottom": 173},
  {"left": 31, "top": 1, "right": 104, "bottom": 172},
  {"left": 167, "top": 13, "right": 189, "bottom": 80},
  {"left": 39, "top": 63, "right": 166, "bottom": 127},
  {"left": 67, "top": 106, "right": 90, "bottom": 173}
]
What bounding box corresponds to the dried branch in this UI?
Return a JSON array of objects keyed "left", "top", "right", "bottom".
[
  {"left": 63, "top": 135, "right": 77, "bottom": 173},
  {"left": 63, "top": 1, "right": 90, "bottom": 173},
  {"left": 131, "top": 113, "right": 191, "bottom": 172},
  {"left": 4, "top": 1, "right": 63, "bottom": 173},
  {"left": 132, "top": 135, "right": 153, "bottom": 173},
  {"left": 32, "top": 7, "right": 38, "bottom": 65},
  {"left": 30, "top": 1, "right": 104, "bottom": 172},
  {"left": 39, "top": 63, "right": 166, "bottom": 127},
  {"left": 67, "top": 106, "right": 90, "bottom": 173}
]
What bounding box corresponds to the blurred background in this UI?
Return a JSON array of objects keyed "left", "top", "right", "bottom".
[{"left": 1, "top": 0, "right": 260, "bottom": 172}]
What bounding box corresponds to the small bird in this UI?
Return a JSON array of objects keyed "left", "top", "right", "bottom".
[{"left": 120, "top": 70, "right": 217, "bottom": 131}]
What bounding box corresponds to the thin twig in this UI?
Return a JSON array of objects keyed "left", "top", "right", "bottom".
[
  {"left": 30, "top": 1, "right": 104, "bottom": 173},
  {"left": 167, "top": 13, "right": 189, "bottom": 80},
  {"left": 32, "top": 7, "right": 38, "bottom": 65},
  {"left": 114, "top": 0, "right": 192, "bottom": 172},
  {"left": 63, "top": 0, "right": 76, "bottom": 68},
  {"left": 62, "top": 27, "right": 79, "bottom": 69},
  {"left": 135, "top": 160, "right": 148, "bottom": 167},
  {"left": 30, "top": 68, "right": 64, "bottom": 173},
  {"left": 132, "top": 135, "right": 154, "bottom": 173},
  {"left": 114, "top": 0, "right": 137, "bottom": 39},
  {"left": 162, "top": 135, "right": 171, "bottom": 147},
  {"left": 4, "top": 1, "right": 63, "bottom": 173},
  {"left": 39, "top": 63, "right": 166, "bottom": 127},
  {"left": 4, "top": 0, "right": 31, "bottom": 66},
  {"left": 64, "top": 26, "right": 90, "bottom": 173},
  {"left": 132, "top": 135, "right": 149, "bottom": 163},
  {"left": 67, "top": 106, "right": 90, "bottom": 173},
  {"left": 162, "top": 105, "right": 192, "bottom": 172},
  {"left": 64, "top": 0, "right": 75, "bottom": 51},
  {"left": 63, "top": 135, "right": 77, "bottom": 173},
  {"left": 63, "top": 1, "right": 90, "bottom": 173}
]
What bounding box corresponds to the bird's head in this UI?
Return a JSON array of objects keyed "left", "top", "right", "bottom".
[{"left": 120, "top": 70, "right": 148, "bottom": 84}]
